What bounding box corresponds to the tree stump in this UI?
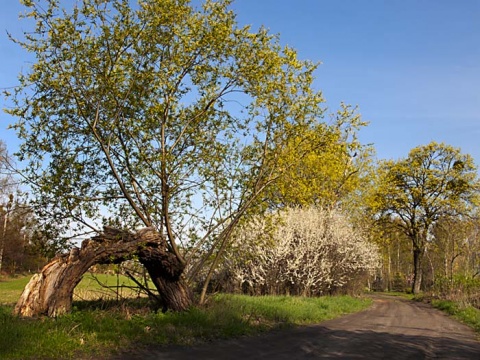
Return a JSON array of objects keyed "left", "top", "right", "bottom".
[{"left": 14, "top": 227, "right": 192, "bottom": 317}]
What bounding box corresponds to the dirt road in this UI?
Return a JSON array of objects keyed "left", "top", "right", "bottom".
[{"left": 116, "top": 295, "right": 480, "bottom": 359}]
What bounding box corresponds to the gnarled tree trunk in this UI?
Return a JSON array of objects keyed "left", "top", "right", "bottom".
[
  {"left": 14, "top": 227, "right": 192, "bottom": 317},
  {"left": 139, "top": 246, "right": 192, "bottom": 312}
]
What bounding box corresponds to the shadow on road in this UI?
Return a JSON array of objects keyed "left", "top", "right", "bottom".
[{"left": 115, "top": 325, "right": 480, "bottom": 359}]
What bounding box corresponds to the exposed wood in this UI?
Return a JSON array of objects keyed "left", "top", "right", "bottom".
[{"left": 14, "top": 227, "right": 193, "bottom": 317}]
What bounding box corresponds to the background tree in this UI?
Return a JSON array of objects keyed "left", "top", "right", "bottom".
[
  {"left": 0, "top": 138, "right": 54, "bottom": 275},
  {"left": 368, "top": 142, "right": 480, "bottom": 294},
  {"left": 5, "top": 0, "right": 328, "bottom": 309},
  {"left": 0, "top": 140, "right": 50, "bottom": 275},
  {"left": 0, "top": 193, "right": 14, "bottom": 274},
  {"left": 430, "top": 217, "right": 475, "bottom": 282},
  {"left": 369, "top": 217, "right": 412, "bottom": 291},
  {"left": 265, "top": 104, "right": 374, "bottom": 210},
  {"left": 0, "top": 140, "right": 17, "bottom": 274},
  {"left": 0, "top": 195, "right": 53, "bottom": 274},
  {"left": 427, "top": 216, "right": 480, "bottom": 307}
]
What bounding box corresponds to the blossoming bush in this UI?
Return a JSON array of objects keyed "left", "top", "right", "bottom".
[{"left": 225, "top": 207, "right": 380, "bottom": 296}]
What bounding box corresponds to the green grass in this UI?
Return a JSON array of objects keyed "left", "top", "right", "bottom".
[
  {"left": 431, "top": 299, "right": 480, "bottom": 333},
  {"left": 73, "top": 273, "right": 153, "bottom": 301},
  {"left": 0, "top": 276, "right": 373, "bottom": 359},
  {"left": 376, "top": 291, "right": 415, "bottom": 300},
  {"left": 211, "top": 293, "right": 371, "bottom": 327},
  {"left": 0, "top": 276, "right": 32, "bottom": 304},
  {"left": 0, "top": 273, "right": 151, "bottom": 305}
]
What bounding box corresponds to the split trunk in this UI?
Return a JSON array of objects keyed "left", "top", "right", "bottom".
[{"left": 14, "top": 227, "right": 192, "bottom": 317}]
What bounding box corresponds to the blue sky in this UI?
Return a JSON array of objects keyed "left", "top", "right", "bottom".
[{"left": 1, "top": 0, "right": 480, "bottom": 164}]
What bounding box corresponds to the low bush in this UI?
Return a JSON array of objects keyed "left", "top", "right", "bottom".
[{"left": 432, "top": 275, "right": 480, "bottom": 309}]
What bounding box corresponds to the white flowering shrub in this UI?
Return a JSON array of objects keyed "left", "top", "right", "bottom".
[{"left": 225, "top": 207, "right": 380, "bottom": 296}]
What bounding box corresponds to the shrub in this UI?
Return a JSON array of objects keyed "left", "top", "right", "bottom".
[
  {"left": 224, "top": 207, "right": 380, "bottom": 296},
  {"left": 433, "top": 275, "right": 480, "bottom": 309},
  {"left": 391, "top": 273, "right": 407, "bottom": 292}
]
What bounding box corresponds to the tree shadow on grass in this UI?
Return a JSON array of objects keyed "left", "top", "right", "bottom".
[{"left": 73, "top": 297, "right": 154, "bottom": 312}]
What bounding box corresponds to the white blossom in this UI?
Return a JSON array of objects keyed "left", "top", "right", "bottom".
[{"left": 226, "top": 207, "right": 380, "bottom": 295}]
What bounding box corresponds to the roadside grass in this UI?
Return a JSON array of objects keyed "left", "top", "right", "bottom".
[
  {"left": 375, "top": 291, "right": 414, "bottom": 300},
  {"left": 0, "top": 276, "right": 372, "bottom": 359},
  {"left": 211, "top": 293, "right": 371, "bottom": 327},
  {"left": 430, "top": 299, "right": 480, "bottom": 333}
]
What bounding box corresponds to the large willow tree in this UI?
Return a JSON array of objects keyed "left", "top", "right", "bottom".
[{"left": 6, "top": 0, "right": 326, "bottom": 310}]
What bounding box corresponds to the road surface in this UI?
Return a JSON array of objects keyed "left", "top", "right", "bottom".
[{"left": 115, "top": 295, "right": 480, "bottom": 359}]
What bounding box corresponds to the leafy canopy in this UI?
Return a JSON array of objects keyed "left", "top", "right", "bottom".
[
  {"left": 5, "top": 0, "right": 326, "bottom": 263},
  {"left": 370, "top": 141, "right": 480, "bottom": 246},
  {"left": 266, "top": 103, "right": 374, "bottom": 209}
]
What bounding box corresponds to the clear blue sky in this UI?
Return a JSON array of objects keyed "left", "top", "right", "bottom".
[{"left": 1, "top": 0, "right": 480, "bottom": 164}]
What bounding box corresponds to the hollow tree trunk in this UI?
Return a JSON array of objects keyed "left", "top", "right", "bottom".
[
  {"left": 14, "top": 250, "right": 92, "bottom": 317},
  {"left": 14, "top": 227, "right": 193, "bottom": 317}
]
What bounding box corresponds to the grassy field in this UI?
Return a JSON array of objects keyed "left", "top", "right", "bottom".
[
  {"left": 0, "top": 276, "right": 32, "bottom": 304},
  {"left": 0, "top": 275, "right": 372, "bottom": 359},
  {"left": 0, "top": 273, "right": 149, "bottom": 305},
  {"left": 73, "top": 273, "right": 152, "bottom": 301}
]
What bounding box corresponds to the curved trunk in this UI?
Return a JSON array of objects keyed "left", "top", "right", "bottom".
[{"left": 14, "top": 227, "right": 193, "bottom": 317}]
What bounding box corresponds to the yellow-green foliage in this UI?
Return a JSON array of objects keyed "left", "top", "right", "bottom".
[
  {"left": 6, "top": 0, "right": 330, "bottom": 286},
  {"left": 267, "top": 104, "right": 374, "bottom": 209},
  {"left": 366, "top": 142, "right": 480, "bottom": 292}
]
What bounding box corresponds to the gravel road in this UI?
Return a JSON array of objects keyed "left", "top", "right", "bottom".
[{"left": 115, "top": 295, "right": 480, "bottom": 359}]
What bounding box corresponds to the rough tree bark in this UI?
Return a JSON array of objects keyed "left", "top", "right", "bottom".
[
  {"left": 138, "top": 246, "right": 192, "bottom": 312},
  {"left": 14, "top": 227, "right": 192, "bottom": 317}
]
